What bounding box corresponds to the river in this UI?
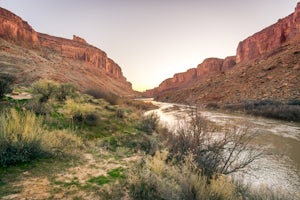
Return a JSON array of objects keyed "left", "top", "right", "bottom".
[{"left": 144, "top": 100, "right": 300, "bottom": 198}]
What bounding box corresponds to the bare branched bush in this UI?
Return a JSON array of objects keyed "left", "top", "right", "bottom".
[
  {"left": 138, "top": 113, "right": 159, "bottom": 134},
  {"left": 160, "top": 115, "right": 264, "bottom": 177},
  {"left": 129, "top": 150, "right": 241, "bottom": 200}
]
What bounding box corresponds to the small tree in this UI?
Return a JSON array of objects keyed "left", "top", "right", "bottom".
[{"left": 0, "top": 73, "right": 15, "bottom": 99}]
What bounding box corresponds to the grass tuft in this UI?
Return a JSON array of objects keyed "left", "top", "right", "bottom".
[{"left": 0, "top": 109, "right": 48, "bottom": 166}]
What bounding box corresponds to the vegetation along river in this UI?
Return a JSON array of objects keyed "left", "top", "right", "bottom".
[{"left": 144, "top": 100, "right": 300, "bottom": 198}]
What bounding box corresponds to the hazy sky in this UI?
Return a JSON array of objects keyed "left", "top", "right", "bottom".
[{"left": 0, "top": 0, "right": 298, "bottom": 91}]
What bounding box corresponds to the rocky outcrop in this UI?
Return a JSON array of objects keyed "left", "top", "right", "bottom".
[
  {"left": 73, "top": 35, "right": 87, "bottom": 44},
  {"left": 0, "top": 7, "right": 133, "bottom": 94},
  {"left": 236, "top": 2, "right": 300, "bottom": 63},
  {"left": 145, "top": 57, "right": 236, "bottom": 96},
  {"left": 222, "top": 56, "right": 236, "bottom": 71},
  {"left": 0, "top": 7, "right": 40, "bottom": 48},
  {"left": 196, "top": 58, "right": 224, "bottom": 77}
]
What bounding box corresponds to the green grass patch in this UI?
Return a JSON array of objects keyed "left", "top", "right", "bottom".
[
  {"left": 88, "top": 167, "right": 126, "bottom": 186},
  {"left": 108, "top": 167, "right": 126, "bottom": 179},
  {"left": 54, "top": 179, "right": 81, "bottom": 188},
  {"left": 88, "top": 175, "right": 110, "bottom": 186}
]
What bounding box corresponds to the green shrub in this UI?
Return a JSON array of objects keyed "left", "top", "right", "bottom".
[
  {"left": 31, "top": 79, "right": 59, "bottom": 103},
  {"left": 72, "top": 113, "right": 84, "bottom": 123},
  {"left": 84, "top": 112, "right": 99, "bottom": 126},
  {"left": 25, "top": 99, "right": 52, "bottom": 115},
  {"left": 0, "top": 109, "right": 48, "bottom": 166},
  {"left": 138, "top": 113, "right": 159, "bottom": 134},
  {"left": 247, "top": 105, "right": 300, "bottom": 122},
  {"left": 0, "top": 73, "right": 15, "bottom": 99},
  {"left": 116, "top": 109, "right": 126, "bottom": 118},
  {"left": 225, "top": 100, "right": 300, "bottom": 122},
  {"left": 63, "top": 99, "right": 94, "bottom": 118},
  {"left": 287, "top": 99, "right": 300, "bottom": 105},
  {"left": 56, "top": 83, "right": 77, "bottom": 102},
  {"left": 85, "top": 89, "right": 120, "bottom": 105}
]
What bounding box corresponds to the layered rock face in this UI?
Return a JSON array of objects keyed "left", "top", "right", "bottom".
[
  {"left": 0, "top": 7, "right": 133, "bottom": 94},
  {"left": 145, "top": 3, "right": 300, "bottom": 100},
  {"left": 0, "top": 7, "right": 39, "bottom": 48},
  {"left": 236, "top": 2, "right": 300, "bottom": 63},
  {"left": 146, "top": 56, "right": 236, "bottom": 96},
  {"left": 38, "top": 33, "right": 130, "bottom": 85}
]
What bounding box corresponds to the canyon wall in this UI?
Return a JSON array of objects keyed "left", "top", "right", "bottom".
[
  {"left": 236, "top": 2, "right": 300, "bottom": 63},
  {"left": 146, "top": 3, "right": 300, "bottom": 97},
  {"left": 146, "top": 56, "right": 236, "bottom": 96},
  {"left": 38, "top": 33, "right": 130, "bottom": 86},
  {"left": 0, "top": 7, "right": 132, "bottom": 91},
  {"left": 0, "top": 7, "right": 40, "bottom": 48}
]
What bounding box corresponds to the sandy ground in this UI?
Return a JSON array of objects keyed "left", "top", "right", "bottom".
[{"left": 0, "top": 150, "right": 141, "bottom": 200}]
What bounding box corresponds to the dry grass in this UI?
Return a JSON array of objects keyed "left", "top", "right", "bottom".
[
  {"left": 0, "top": 109, "right": 47, "bottom": 166},
  {"left": 128, "top": 150, "right": 241, "bottom": 200},
  {"left": 42, "top": 129, "right": 84, "bottom": 156},
  {"left": 0, "top": 109, "right": 44, "bottom": 142},
  {"left": 62, "top": 99, "right": 94, "bottom": 118},
  {"left": 0, "top": 109, "right": 84, "bottom": 166}
]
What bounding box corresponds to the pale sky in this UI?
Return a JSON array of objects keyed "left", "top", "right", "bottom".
[{"left": 0, "top": 0, "right": 298, "bottom": 91}]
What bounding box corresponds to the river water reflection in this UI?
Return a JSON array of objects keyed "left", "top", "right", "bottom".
[{"left": 144, "top": 100, "right": 300, "bottom": 198}]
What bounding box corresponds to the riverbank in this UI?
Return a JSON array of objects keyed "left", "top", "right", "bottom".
[
  {"left": 153, "top": 97, "right": 300, "bottom": 122},
  {"left": 145, "top": 100, "right": 300, "bottom": 198},
  {"left": 218, "top": 99, "right": 300, "bottom": 122}
]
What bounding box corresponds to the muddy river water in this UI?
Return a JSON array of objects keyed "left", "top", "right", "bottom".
[{"left": 144, "top": 100, "right": 300, "bottom": 198}]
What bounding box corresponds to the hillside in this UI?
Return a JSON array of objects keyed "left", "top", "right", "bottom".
[
  {"left": 0, "top": 7, "right": 135, "bottom": 97},
  {"left": 145, "top": 3, "right": 300, "bottom": 106}
]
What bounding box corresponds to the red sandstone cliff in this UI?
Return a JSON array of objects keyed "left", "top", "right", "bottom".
[
  {"left": 145, "top": 56, "right": 236, "bottom": 96},
  {"left": 236, "top": 2, "right": 300, "bottom": 63},
  {"left": 0, "top": 7, "right": 39, "bottom": 48},
  {"left": 38, "top": 33, "right": 130, "bottom": 86},
  {"left": 0, "top": 7, "right": 133, "bottom": 95},
  {"left": 145, "top": 3, "right": 300, "bottom": 99}
]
